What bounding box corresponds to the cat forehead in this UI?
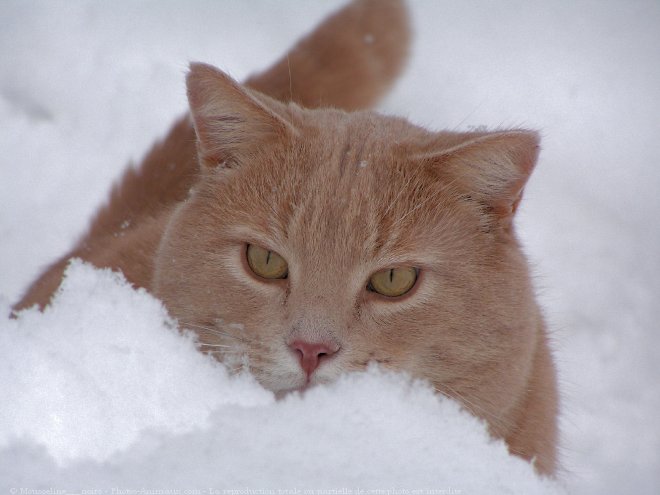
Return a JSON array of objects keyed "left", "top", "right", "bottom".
[
  {"left": 284, "top": 113, "right": 417, "bottom": 191},
  {"left": 282, "top": 110, "right": 420, "bottom": 180},
  {"left": 201, "top": 110, "right": 476, "bottom": 266},
  {"left": 240, "top": 124, "right": 457, "bottom": 261},
  {"left": 298, "top": 109, "right": 419, "bottom": 152}
]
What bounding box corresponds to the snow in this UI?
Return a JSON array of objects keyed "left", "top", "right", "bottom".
[
  {"left": 0, "top": 260, "right": 272, "bottom": 466},
  {"left": 0, "top": 262, "right": 559, "bottom": 492},
  {"left": 1, "top": 0, "right": 659, "bottom": 492}
]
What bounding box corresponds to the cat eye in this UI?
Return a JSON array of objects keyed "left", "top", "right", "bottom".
[
  {"left": 368, "top": 267, "right": 418, "bottom": 297},
  {"left": 246, "top": 244, "right": 288, "bottom": 279}
]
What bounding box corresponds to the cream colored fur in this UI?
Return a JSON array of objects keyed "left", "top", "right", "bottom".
[{"left": 15, "top": 0, "right": 557, "bottom": 475}]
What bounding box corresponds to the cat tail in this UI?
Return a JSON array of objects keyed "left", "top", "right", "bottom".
[{"left": 245, "top": 0, "right": 411, "bottom": 111}]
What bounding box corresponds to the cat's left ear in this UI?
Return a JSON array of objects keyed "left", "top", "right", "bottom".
[
  {"left": 186, "top": 62, "right": 296, "bottom": 169},
  {"left": 418, "top": 130, "right": 539, "bottom": 226}
]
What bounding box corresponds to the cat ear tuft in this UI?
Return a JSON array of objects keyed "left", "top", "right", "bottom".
[
  {"left": 420, "top": 130, "right": 540, "bottom": 224},
  {"left": 186, "top": 63, "right": 295, "bottom": 168}
]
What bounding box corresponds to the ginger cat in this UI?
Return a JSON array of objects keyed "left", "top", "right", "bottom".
[{"left": 14, "top": 0, "right": 558, "bottom": 475}]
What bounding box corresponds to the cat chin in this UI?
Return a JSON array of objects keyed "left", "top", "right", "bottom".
[
  {"left": 253, "top": 371, "right": 306, "bottom": 394},
  {"left": 273, "top": 386, "right": 310, "bottom": 400},
  {"left": 257, "top": 369, "right": 339, "bottom": 399},
  {"left": 271, "top": 378, "right": 333, "bottom": 401}
]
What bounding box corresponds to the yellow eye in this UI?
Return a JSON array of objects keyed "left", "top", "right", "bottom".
[
  {"left": 246, "top": 244, "right": 288, "bottom": 279},
  {"left": 368, "top": 267, "right": 418, "bottom": 297}
]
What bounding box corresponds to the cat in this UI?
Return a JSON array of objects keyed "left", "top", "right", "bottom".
[{"left": 14, "top": 0, "right": 558, "bottom": 476}]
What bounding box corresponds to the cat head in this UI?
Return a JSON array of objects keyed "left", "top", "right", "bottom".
[{"left": 153, "top": 63, "right": 541, "bottom": 426}]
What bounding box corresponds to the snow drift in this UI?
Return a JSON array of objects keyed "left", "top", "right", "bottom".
[{"left": 1, "top": 262, "right": 561, "bottom": 493}]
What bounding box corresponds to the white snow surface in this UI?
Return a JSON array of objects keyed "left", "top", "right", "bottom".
[
  {"left": 1, "top": 0, "right": 659, "bottom": 493},
  {"left": 0, "top": 262, "right": 558, "bottom": 493}
]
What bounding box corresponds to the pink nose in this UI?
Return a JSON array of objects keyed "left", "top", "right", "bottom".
[{"left": 290, "top": 340, "right": 338, "bottom": 377}]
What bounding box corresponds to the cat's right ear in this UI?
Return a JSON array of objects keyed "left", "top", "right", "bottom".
[
  {"left": 415, "top": 130, "right": 540, "bottom": 230},
  {"left": 186, "top": 63, "right": 296, "bottom": 168}
]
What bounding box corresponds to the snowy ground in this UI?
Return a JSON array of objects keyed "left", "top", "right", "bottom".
[{"left": 1, "top": 1, "right": 659, "bottom": 493}]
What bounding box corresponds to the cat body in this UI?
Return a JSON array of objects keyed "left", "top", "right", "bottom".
[{"left": 15, "top": 0, "right": 558, "bottom": 475}]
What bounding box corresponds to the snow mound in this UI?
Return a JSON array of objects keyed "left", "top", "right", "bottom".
[{"left": 0, "top": 261, "right": 562, "bottom": 493}]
